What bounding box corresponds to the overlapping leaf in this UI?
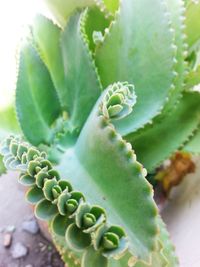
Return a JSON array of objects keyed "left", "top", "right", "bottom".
[
  {"left": 96, "top": 0, "right": 175, "bottom": 135},
  {"left": 16, "top": 43, "right": 61, "bottom": 145},
  {"left": 58, "top": 83, "right": 158, "bottom": 262},
  {"left": 60, "top": 11, "right": 102, "bottom": 132},
  {"left": 126, "top": 91, "right": 200, "bottom": 172},
  {"left": 185, "top": 0, "right": 200, "bottom": 49},
  {"left": 44, "top": 0, "right": 94, "bottom": 28}
]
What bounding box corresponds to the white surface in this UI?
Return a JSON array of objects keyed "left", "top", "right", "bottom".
[{"left": 162, "top": 159, "right": 200, "bottom": 267}]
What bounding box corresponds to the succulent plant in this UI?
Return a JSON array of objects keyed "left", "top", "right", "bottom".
[{"left": 1, "top": 0, "right": 200, "bottom": 266}]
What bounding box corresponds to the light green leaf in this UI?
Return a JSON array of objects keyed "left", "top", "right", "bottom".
[
  {"left": 25, "top": 185, "right": 44, "bottom": 204},
  {"left": 0, "top": 155, "right": 6, "bottom": 175},
  {"left": 16, "top": 42, "right": 61, "bottom": 145},
  {"left": 84, "top": 6, "right": 111, "bottom": 52},
  {"left": 185, "top": 0, "right": 200, "bottom": 49},
  {"left": 35, "top": 199, "right": 58, "bottom": 220},
  {"left": 58, "top": 86, "right": 158, "bottom": 262},
  {"left": 82, "top": 246, "right": 108, "bottom": 267},
  {"left": 44, "top": 0, "right": 94, "bottom": 27},
  {"left": 65, "top": 223, "right": 92, "bottom": 251},
  {"left": 61, "top": 11, "right": 102, "bottom": 132},
  {"left": 51, "top": 214, "right": 72, "bottom": 236},
  {"left": 126, "top": 91, "right": 200, "bottom": 172},
  {"left": 95, "top": 0, "right": 175, "bottom": 134},
  {"left": 0, "top": 105, "right": 19, "bottom": 140},
  {"left": 31, "top": 15, "right": 67, "bottom": 109},
  {"left": 183, "top": 126, "right": 200, "bottom": 154},
  {"left": 102, "top": 0, "right": 119, "bottom": 14},
  {"left": 162, "top": 0, "right": 186, "bottom": 112},
  {"left": 185, "top": 64, "right": 200, "bottom": 89}
]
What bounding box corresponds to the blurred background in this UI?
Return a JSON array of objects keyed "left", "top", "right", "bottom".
[{"left": 0, "top": 0, "right": 49, "bottom": 109}]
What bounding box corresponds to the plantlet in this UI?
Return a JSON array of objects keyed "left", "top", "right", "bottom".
[{"left": 1, "top": 0, "right": 200, "bottom": 266}]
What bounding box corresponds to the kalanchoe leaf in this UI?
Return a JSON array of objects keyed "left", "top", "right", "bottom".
[
  {"left": 0, "top": 144, "right": 9, "bottom": 156},
  {"left": 21, "top": 152, "right": 28, "bottom": 164},
  {"left": 65, "top": 223, "right": 92, "bottom": 251},
  {"left": 43, "top": 178, "right": 72, "bottom": 203},
  {"left": 9, "top": 158, "right": 21, "bottom": 169},
  {"left": 27, "top": 148, "right": 40, "bottom": 161},
  {"left": 57, "top": 191, "right": 85, "bottom": 216},
  {"left": 93, "top": 224, "right": 128, "bottom": 259},
  {"left": 101, "top": 82, "right": 136, "bottom": 120},
  {"left": 48, "top": 169, "right": 60, "bottom": 180},
  {"left": 35, "top": 169, "right": 50, "bottom": 188},
  {"left": 3, "top": 154, "right": 15, "bottom": 169},
  {"left": 51, "top": 214, "right": 73, "bottom": 236},
  {"left": 82, "top": 246, "right": 108, "bottom": 267},
  {"left": 28, "top": 160, "right": 41, "bottom": 176},
  {"left": 25, "top": 185, "right": 44, "bottom": 204},
  {"left": 19, "top": 173, "right": 35, "bottom": 186},
  {"left": 40, "top": 159, "right": 53, "bottom": 170},
  {"left": 43, "top": 178, "right": 61, "bottom": 202},
  {"left": 75, "top": 203, "right": 106, "bottom": 233},
  {"left": 102, "top": 232, "right": 119, "bottom": 250},
  {"left": 9, "top": 140, "right": 18, "bottom": 156},
  {"left": 35, "top": 199, "right": 58, "bottom": 221},
  {"left": 58, "top": 180, "right": 73, "bottom": 192},
  {"left": 17, "top": 144, "right": 28, "bottom": 159}
]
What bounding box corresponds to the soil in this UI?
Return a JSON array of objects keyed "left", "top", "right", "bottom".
[{"left": 0, "top": 171, "right": 64, "bottom": 267}]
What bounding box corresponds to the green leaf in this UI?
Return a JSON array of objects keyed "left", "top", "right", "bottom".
[
  {"left": 65, "top": 223, "right": 92, "bottom": 251},
  {"left": 158, "top": 217, "right": 179, "bottom": 267},
  {"left": 58, "top": 90, "right": 158, "bottom": 262},
  {"left": 51, "top": 214, "right": 72, "bottom": 236},
  {"left": 19, "top": 173, "right": 35, "bottom": 186},
  {"left": 0, "top": 155, "right": 6, "bottom": 175},
  {"left": 126, "top": 91, "right": 200, "bottom": 172},
  {"left": 84, "top": 6, "right": 111, "bottom": 52},
  {"left": 185, "top": 65, "right": 200, "bottom": 90},
  {"left": 0, "top": 105, "right": 20, "bottom": 140},
  {"left": 16, "top": 42, "right": 61, "bottom": 145},
  {"left": 95, "top": 0, "right": 175, "bottom": 134},
  {"left": 35, "top": 199, "right": 58, "bottom": 220},
  {"left": 61, "top": 10, "right": 102, "bottom": 132},
  {"left": 162, "top": 0, "right": 186, "bottom": 112},
  {"left": 183, "top": 126, "right": 200, "bottom": 154},
  {"left": 102, "top": 0, "right": 119, "bottom": 14},
  {"left": 82, "top": 246, "right": 108, "bottom": 267},
  {"left": 44, "top": 0, "right": 94, "bottom": 27},
  {"left": 31, "top": 15, "right": 67, "bottom": 110},
  {"left": 185, "top": 0, "right": 200, "bottom": 49},
  {"left": 25, "top": 185, "right": 44, "bottom": 204},
  {"left": 134, "top": 217, "right": 178, "bottom": 267}
]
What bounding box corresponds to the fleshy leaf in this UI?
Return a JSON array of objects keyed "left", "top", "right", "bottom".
[
  {"left": 35, "top": 199, "right": 58, "bottom": 220},
  {"left": 95, "top": 0, "right": 175, "bottom": 134},
  {"left": 25, "top": 185, "right": 44, "bottom": 204},
  {"left": 65, "top": 223, "right": 92, "bottom": 251},
  {"left": 31, "top": 15, "right": 67, "bottom": 110},
  {"left": 19, "top": 173, "right": 35, "bottom": 186},
  {"left": 16, "top": 42, "right": 61, "bottom": 145},
  {"left": 61, "top": 10, "right": 102, "bottom": 132},
  {"left": 58, "top": 83, "right": 158, "bottom": 262},
  {"left": 44, "top": 0, "right": 94, "bottom": 27},
  {"left": 183, "top": 127, "right": 200, "bottom": 154},
  {"left": 52, "top": 214, "right": 72, "bottom": 236},
  {"left": 82, "top": 246, "right": 108, "bottom": 267},
  {"left": 84, "top": 6, "right": 111, "bottom": 52},
  {"left": 126, "top": 91, "right": 200, "bottom": 172},
  {"left": 185, "top": 64, "right": 200, "bottom": 90},
  {"left": 185, "top": 0, "right": 200, "bottom": 49},
  {"left": 161, "top": 0, "right": 186, "bottom": 112}
]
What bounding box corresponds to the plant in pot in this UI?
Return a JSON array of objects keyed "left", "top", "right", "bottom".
[{"left": 1, "top": 0, "right": 200, "bottom": 266}]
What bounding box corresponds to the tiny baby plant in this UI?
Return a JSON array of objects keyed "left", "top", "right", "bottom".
[{"left": 1, "top": 0, "right": 200, "bottom": 266}]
